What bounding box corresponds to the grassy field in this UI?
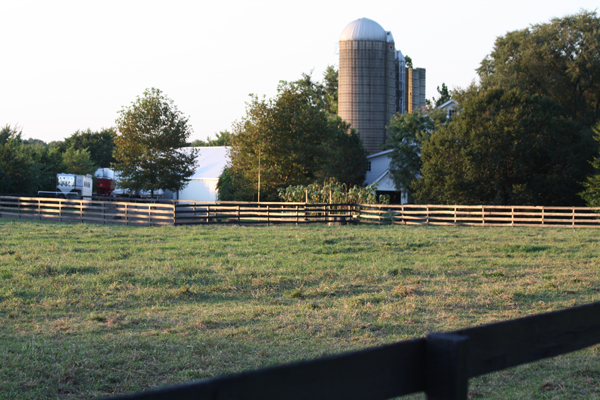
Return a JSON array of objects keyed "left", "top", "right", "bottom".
[{"left": 0, "top": 219, "right": 599, "bottom": 399}]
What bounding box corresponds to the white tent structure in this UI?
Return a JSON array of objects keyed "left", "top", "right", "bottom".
[{"left": 174, "top": 146, "right": 230, "bottom": 201}]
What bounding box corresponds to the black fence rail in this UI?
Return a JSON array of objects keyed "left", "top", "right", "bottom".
[{"left": 101, "top": 301, "right": 600, "bottom": 400}]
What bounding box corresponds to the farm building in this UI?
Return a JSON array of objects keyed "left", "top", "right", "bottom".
[
  {"left": 364, "top": 149, "right": 409, "bottom": 204},
  {"left": 338, "top": 17, "right": 427, "bottom": 155},
  {"left": 165, "top": 146, "right": 230, "bottom": 201}
]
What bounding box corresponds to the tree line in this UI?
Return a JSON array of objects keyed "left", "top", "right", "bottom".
[
  {"left": 387, "top": 10, "right": 600, "bottom": 206},
  {"left": 3, "top": 10, "right": 599, "bottom": 206}
]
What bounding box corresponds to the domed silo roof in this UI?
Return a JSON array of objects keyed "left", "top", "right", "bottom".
[{"left": 340, "top": 18, "right": 387, "bottom": 41}]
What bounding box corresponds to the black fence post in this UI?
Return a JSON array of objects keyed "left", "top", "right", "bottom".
[{"left": 426, "top": 333, "right": 469, "bottom": 400}]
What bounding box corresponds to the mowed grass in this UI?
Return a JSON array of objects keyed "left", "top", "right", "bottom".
[{"left": 0, "top": 219, "right": 599, "bottom": 400}]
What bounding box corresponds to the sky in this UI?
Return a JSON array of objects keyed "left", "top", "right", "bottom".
[{"left": 1, "top": 0, "right": 598, "bottom": 145}]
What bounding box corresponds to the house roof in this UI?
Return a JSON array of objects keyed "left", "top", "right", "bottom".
[{"left": 367, "top": 149, "right": 393, "bottom": 159}]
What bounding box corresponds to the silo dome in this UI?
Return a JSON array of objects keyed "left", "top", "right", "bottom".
[{"left": 340, "top": 18, "right": 387, "bottom": 41}]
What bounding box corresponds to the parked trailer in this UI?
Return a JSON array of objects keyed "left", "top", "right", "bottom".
[
  {"left": 56, "top": 174, "right": 93, "bottom": 199},
  {"left": 94, "top": 168, "right": 116, "bottom": 196}
]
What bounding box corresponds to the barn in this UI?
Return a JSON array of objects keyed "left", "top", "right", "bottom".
[{"left": 364, "top": 149, "right": 408, "bottom": 204}]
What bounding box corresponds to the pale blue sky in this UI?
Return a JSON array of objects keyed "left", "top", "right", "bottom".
[{"left": 1, "top": 0, "right": 597, "bottom": 144}]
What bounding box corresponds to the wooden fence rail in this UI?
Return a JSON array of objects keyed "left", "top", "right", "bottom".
[
  {"left": 2, "top": 196, "right": 600, "bottom": 228},
  {"left": 174, "top": 201, "right": 353, "bottom": 225},
  {"left": 101, "top": 301, "right": 600, "bottom": 400},
  {"left": 355, "top": 204, "right": 600, "bottom": 228},
  {"left": 0, "top": 196, "right": 175, "bottom": 226}
]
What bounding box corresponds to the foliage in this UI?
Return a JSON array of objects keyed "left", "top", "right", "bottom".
[
  {"left": 477, "top": 10, "right": 600, "bottom": 128},
  {"left": 29, "top": 144, "right": 65, "bottom": 192},
  {"left": 57, "top": 128, "right": 117, "bottom": 167},
  {"left": 216, "top": 166, "right": 254, "bottom": 201},
  {"left": 385, "top": 108, "right": 446, "bottom": 196},
  {"left": 189, "top": 130, "right": 232, "bottom": 147},
  {"left": 113, "top": 88, "right": 198, "bottom": 197},
  {"left": 277, "top": 178, "right": 388, "bottom": 204},
  {"left": 322, "top": 65, "right": 338, "bottom": 114},
  {"left": 578, "top": 123, "right": 600, "bottom": 206},
  {"left": 413, "top": 11, "right": 600, "bottom": 206},
  {"left": 414, "top": 87, "right": 594, "bottom": 205},
  {"left": 318, "top": 115, "right": 368, "bottom": 187},
  {"left": 404, "top": 55, "right": 413, "bottom": 69},
  {"left": 62, "top": 146, "right": 97, "bottom": 176},
  {"left": 433, "top": 83, "right": 451, "bottom": 108},
  {"left": 0, "top": 125, "right": 38, "bottom": 194},
  {"left": 225, "top": 79, "right": 366, "bottom": 202}
]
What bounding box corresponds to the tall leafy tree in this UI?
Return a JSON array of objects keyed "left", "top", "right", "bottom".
[
  {"left": 385, "top": 108, "right": 446, "bottom": 196},
  {"left": 113, "top": 88, "right": 198, "bottom": 197},
  {"left": 62, "top": 146, "right": 97, "bottom": 176},
  {"left": 228, "top": 83, "right": 329, "bottom": 201},
  {"left": 0, "top": 125, "right": 38, "bottom": 194},
  {"left": 578, "top": 123, "right": 600, "bottom": 206},
  {"left": 433, "top": 83, "right": 451, "bottom": 108},
  {"left": 322, "top": 65, "right": 338, "bottom": 114},
  {"left": 59, "top": 128, "right": 117, "bottom": 167},
  {"left": 414, "top": 87, "right": 594, "bottom": 206},
  {"left": 318, "top": 115, "right": 368, "bottom": 187},
  {"left": 478, "top": 10, "right": 600, "bottom": 128},
  {"left": 224, "top": 79, "right": 366, "bottom": 201}
]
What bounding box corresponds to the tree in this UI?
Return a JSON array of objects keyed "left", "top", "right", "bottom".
[
  {"left": 59, "top": 128, "right": 117, "bottom": 167},
  {"left": 188, "top": 130, "right": 232, "bottom": 147},
  {"left": 318, "top": 115, "right": 368, "bottom": 187},
  {"left": 433, "top": 83, "right": 451, "bottom": 108},
  {"left": 578, "top": 123, "right": 600, "bottom": 206},
  {"left": 228, "top": 83, "right": 329, "bottom": 201},
  {"left": 224, "top": 79, "right": 367, "bottom": 201},
  {"left": 62, "top": 146, "right": 97, "bottom": 176},
  {"left": 322, "top": 65, "right": 338, "bottom": 114},
  {"left": 385, "top": 108, "right": 446, "bottom": 197},
  {"left": 414, "top": 87, "right": 594, "bottom": 205},
  {"left": 478, "top": 10, "right": 600, "bottom": 128},
  {"left": 404, "top": 55, "right": 413, "bottom": 69},
  {"left": 29, "top": 145, "right": 65, "bottom": 192},
  {"left": 113, "top": 88, "right": 198, "bottom": 197},
  {"left": 0, "top": 125, "right": 38, "bottom": 194}
]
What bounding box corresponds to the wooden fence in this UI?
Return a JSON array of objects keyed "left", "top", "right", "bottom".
[
  {"left": 174, "top": 201, "right": 352, "bottom": 225},
  {"left": 0, "top": 196, "right": 175, "bottom": 226},
  {"left": 101, "top": 301, "right": 600, "bottom": 400},
  {"left": 2, "top": 196, "right": 600, "bottom": 228},
  {"left": 356, "top": 204, "right": 600, "bottom": 228}
]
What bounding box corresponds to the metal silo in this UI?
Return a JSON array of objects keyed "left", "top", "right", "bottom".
[{"left": 339, "top": 18, "right": 396, "bottom": 154}]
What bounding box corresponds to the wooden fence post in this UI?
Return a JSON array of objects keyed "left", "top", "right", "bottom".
[
  {"left": 481, "top": 206, "right": 485, "bottom": 227},
  {"left": 572, "top": 207, "right": 575, "bottom": 229},
  {"left": 426, "top": 333, "right": 469, "bottom": 400},
  {"left": 541, "top": 207, "right": 545, "bottom": 226}
]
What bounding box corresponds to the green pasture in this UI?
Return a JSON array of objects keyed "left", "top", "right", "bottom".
[{"left": 0, "top": 219, "right": 599, "bottom": 399}]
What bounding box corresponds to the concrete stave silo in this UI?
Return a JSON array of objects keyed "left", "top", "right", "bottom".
[{"left": 339, "top": 18, "right": 397, "bottom": 155}]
